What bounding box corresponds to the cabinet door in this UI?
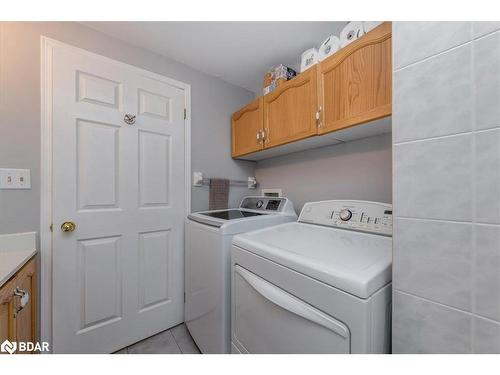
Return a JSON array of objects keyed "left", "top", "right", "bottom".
[
  {"left": 231, "top": 97, "right": 264, "bottom": 157},
  {"left": 0, "top": 300, "right": 15, "bottom": 345},
  {"left": 318, "top": 22, "right": 392, "bottom": 134},
  {"left": 14, "top": 259, "right": 36, "bottom": 351},
  {"left": 0, "top": 279, "right": 17, "bottom": 353},
  {"left": 0, "top": 302, "right": 9, "bottom": 342},
  {"left": 263, "top": 66, "right": 318, "bottom": 148}
]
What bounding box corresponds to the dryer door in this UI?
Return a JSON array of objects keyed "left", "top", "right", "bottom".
[{"left": 232, "top": 265, "right": 351, "bottom": 353}]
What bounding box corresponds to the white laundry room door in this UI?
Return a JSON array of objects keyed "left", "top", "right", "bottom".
[{"left": 48, "top": 41, "right": 188, "bottom": 353}]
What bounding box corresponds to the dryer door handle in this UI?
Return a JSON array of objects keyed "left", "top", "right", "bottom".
[{"left": 234, "top": 265, "right": 350, "bottom": 338}]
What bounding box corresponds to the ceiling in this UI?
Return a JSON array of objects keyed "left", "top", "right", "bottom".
[{"left": 82, "top": 22, "right": 348, "bottom": 94}]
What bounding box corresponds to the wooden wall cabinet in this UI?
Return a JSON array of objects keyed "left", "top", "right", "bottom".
[
  {"left": 231, "top": 22, "right": 392, "bottom": 160},
  {"left": 263, "top": 65, "right": 318, "bottom": 148},
  {"left": 231, "top": 97, "right": 264, "bottom": 157},
  {"left": 317, "top": 22, "right": 392, "bottom": 134},
  {"left": 0, "top": 258, "right": 36, "bottom": 354}
]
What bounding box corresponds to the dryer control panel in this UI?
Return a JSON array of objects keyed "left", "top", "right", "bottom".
[{"left": 298, "top": 200, "right": 392, "bottom": 236}]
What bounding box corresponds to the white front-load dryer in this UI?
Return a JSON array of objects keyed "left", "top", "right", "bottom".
[
  {"left": 185, "top": 196, "right": 296, "bottom": 353},
  {"left": 231, "top": 200, "right": 393, "bottom": 354}
]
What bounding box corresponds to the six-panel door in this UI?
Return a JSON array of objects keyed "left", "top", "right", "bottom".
[
  {"left": 231, "top": 97, "right": 264, "bottom": 157},
  {"left": 317, "top": 22, "right": 392, "bottom": 134},
  {"left": 51, "top": 42, "right": 186, "bottom": 353},
  {"left": 263, "top": 66, "right": 318, "bottom": 148}
]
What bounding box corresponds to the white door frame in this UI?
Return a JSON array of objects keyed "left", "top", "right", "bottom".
[{"left": 40, "top": 36, "right": 191, "bottom": 347}]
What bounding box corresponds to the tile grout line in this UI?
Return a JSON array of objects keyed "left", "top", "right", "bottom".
[
  {"left": 170, "top": 328, "right": 183, "bottom": 354},
  {"left": 122, "top": 328, "right": 184, "bottom": 354},
  {"left": 395, "top": 216, "right": 500, "bottom": 227},
  {"left": 473, "top": 28, "right": 500, "bottom": 42},
  {"left": 394, "top": 40, "right": 472, "bottom": 72},
  {"left": 395, "top": 289, "right": 500, "bottom": 325},
  {"left": 470, "top": 28, "right": 478, "bottom": 351},
  {"left": 394, "top": 131, "right": 473, "bottom": 146},
  {"left": 393, "top": 126, "right": 500, "bottom": 147}
]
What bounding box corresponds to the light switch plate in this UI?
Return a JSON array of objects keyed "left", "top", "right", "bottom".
[{"left": 0, "top": 168, "right": 31, "bottom": 189}]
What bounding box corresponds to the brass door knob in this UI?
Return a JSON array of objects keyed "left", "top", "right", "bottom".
[{"left": 61, "top": 221, "right": 76, "bottom": 232}]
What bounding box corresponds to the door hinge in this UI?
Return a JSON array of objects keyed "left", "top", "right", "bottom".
[
  {"left": 184, "top": 292, "right": 186, "bottom": 303},
  {"left": 49, "top": 224, "right": 53, "bottom": 232},
  {"left": 184, "top": 108, "right": 187, "bottom": 119}
]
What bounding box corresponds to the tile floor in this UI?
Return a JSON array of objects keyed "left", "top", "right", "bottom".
[{"left": 114, "top": 323, "right": 201, "bottom": 354}]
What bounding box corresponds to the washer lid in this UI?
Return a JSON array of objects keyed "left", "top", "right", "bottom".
[
  {"left": 197, "top": 209, "right": 266, "bottom": 221},
  {"left": 232, "top": 222, "right": 392, "bottom": 299}
]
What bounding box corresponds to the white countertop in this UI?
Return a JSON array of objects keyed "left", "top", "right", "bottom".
[{"left": 0, "top": 232, "right": 37, "bottom": 287}]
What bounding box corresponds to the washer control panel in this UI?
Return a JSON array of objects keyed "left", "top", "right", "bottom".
[
  {"left": 240, "top": 196, "right": 287, "bottom": 212},
  {"left": 298, "top": 200, "right": 392, "bottom": 236}
]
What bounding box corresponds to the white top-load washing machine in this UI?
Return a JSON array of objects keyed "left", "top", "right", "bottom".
[
  {"left": 185, "top": 196, "right": 297, "bottom": 353},
  {"left": 231, "top": 200, "right": 393, "bottom": 354}
]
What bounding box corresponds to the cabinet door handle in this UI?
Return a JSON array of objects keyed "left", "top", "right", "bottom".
[
  {"left": 316, "top": 106, "right": 323, "bottom": 128},
  {"left": 15, "top": 287, "right": 29, "bottom": 304},
  {"left": 13, "top": 287, "right": 29, "bottom": 316},
  {"left": 257, "top": 130, "right": 266, "bottom": 144}
]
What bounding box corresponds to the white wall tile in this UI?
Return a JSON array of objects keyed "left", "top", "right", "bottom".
[
  {"left": 393, "top": 219, "right": 472, "bottom": 310},
  {"left": 475, "top": 129, "right": 500, "bottom": 224},
  {"left": 473, "top": 22, "right": 500, "bottom": 39},
  {"left": 473, "top": 316, "right": 500, "bottom": 353},
  {"left": 474, "top": 225, "right": 500, "bottom": 321},
  {"left": 474, "top": 32, "right": 500, "bottom": 131},
  {"left": 394, "top": 134, "right": 473, "bottom": 221},
  {"left": 393, "top": 22, "right": 472, "bottom": 70},
  {"left": 392, "top": 291, "right": 472, "bottom": 353},
  {"left": 394, "top": 45, "right": 472, "bottom": 143},
  {"left": 393, "top": 21, "right": 500, "bottom": 355}
]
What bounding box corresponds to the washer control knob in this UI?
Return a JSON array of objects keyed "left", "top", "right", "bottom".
[
  {"left": 256, "top": 200, "right": 264, "bottom": 209},
  {"left": 339, "top": 209, "right": 352, "bottom": 221}
]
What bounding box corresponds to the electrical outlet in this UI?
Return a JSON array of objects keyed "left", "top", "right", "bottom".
[
  {"left": 0, "top": 168, "right": 31, "bottom": 189},
  {"left": 17, "top": 169, "right": 31, "bottom": 189}
]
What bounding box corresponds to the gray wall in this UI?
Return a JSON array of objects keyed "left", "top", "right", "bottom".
[
  {"left": 255, "top": 133, "right": 392, "bottom": 214},
  {"left": 392, "top": 21, "right": 500, "bottom": 353},
  {"left": 0, "top": 22, "right": 255, "bottom": 235}
]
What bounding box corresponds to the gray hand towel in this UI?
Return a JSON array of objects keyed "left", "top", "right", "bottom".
[{"left": 209, "top": 178, "right": 230, "bottom": 210}]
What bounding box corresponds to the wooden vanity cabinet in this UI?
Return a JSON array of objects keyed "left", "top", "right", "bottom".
[{"left": 0, "top": 257, "right": 36, "bottom": 354}]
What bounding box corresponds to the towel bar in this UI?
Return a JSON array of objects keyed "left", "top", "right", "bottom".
[{"left": 192, "top": 172, "right": 257, "bottom": 189}]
